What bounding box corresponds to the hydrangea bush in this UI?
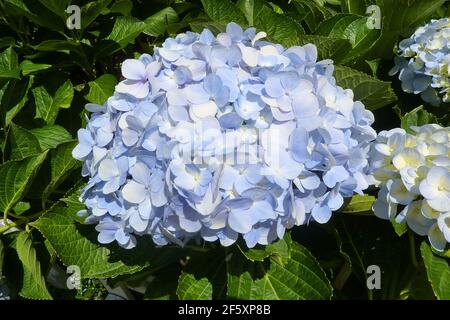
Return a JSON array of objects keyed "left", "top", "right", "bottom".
[
  {"left": 1, "top": 0, "right": 449, "bottom": 301},
  {"left": 389, "top": 18, "right": 450, "bottom": 106},
  {"left": 370, "top": 124, "right": 450, "bottom": 251},
  {"left": 73, "top": 23, "right": 376, "bottom": 249}
]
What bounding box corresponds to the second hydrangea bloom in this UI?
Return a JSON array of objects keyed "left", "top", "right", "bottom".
[
  {"left": 389, "top": 18, "right": 450, "bottom": 106},
  {"left": 73, "top": 22, "right": 376, "bottom": 249},
  {"left": 370, "top": 124, "right": 450, "bottom": 251}
]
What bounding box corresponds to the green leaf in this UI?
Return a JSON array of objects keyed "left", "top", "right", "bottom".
[
  {"left": 236, "top": 245, "right": 274, "bottom": 263},
  {"left": 42, "top": 141, "right": 80, "bottom": 203},
  {"left": 12, "top": 201, "right": 31, "bottom": 215},
  {"left": 9, "top": 124, "right": 42, "bottom": 160},
  {"left": 237, "top": 234, "right": 291, "bottom": 262},
  {"left": 38, "top": 0, "right": 70, "bottom": 18},
  {"left": 254, "top": 5, "right": 304, "bottom": 47},
  {"left": 30, "top": 125, "right": 73, "bottom": 150},
  {"left": 227, "top": 242, "right": 332, "bottom": 299},
  {"left": 110, "top": 0, "right": 133, "bottom": 16},
  {"left": 317, "top": 14, "right": 361, "bottom": 36},
  {"left": 366, "top": 59, "right": 381, "bottom": 77},
  {"left": 20, "top": 60, "right": 51, "bottom": 76},
  {"left": 297, "top": 35, "right": 351, "bottom": 63},
  {"left": 177, "top": 273, "right": 213, "bottom": 300},
  {"left": 420, "top": 242, "right": 450, "bottom": 300},
  {"left": 236, "top": 0, "right": 263, "bottom": 26},
  {"left": 342, "top": 17, "right": 380, "bottom": 47},
  {"left": 201, "top": 0, "right": 247, "bottom": 25},
  {"left": 335, "top": 216, "right": 421, "bottom": 299},
  {"left": 105, "top": 16, "right": 146, "bottom": 49},
  {"left": 33, "top": 40, "right": 79, "bottom": 52},
  {"left": 33, "top": 80, "right": 74, "bottom": 125},
  {"left": 31, "top": 204, "right": 183, "bottom": 279},
  {"left": 189, "top": 21, "right": 226, "bottom": 34},
  {"left": 391, "top": 219, "right": 408, "bottom": 237},
  {"left": 60, "top": 184, "right": 87, "bottom": 219},
  {"left": 4, "top": 0, "right": 65, "bottom": 31},
  {"left": 1, "top": 77, "right": 34, "bottom": 127},
  {"left": 317, "top": 14, "right": 381, "bottom": 64},
  {"left": 400, "top": 106, "right": 438, "bottom": 134},
  {"left": 0, "top": 47, "right": 20, "bottom": 79},
  {"left": 177, "top": 248, "right": 227, "bottom": 300},
  {"left": 341, "top": 0, "right": 368, "bottom": 14},
  {"left": 339, "top": 194, "right": 375, "bottom": 214},
  {"left": 333, "top": 65, "right": 397, "bottom": 110},
  {"left": 85, "top": 74, "right": 117, "bottom": 105},
  {"left": 15, "top": 232, "right": 52, "bottom": 300},
  {"left": 144, "top": 7, "right": 179, "bottom": 37},
  {"left": 81, "top": 0, "right": 112, "bottom": 29},
  {"left": 0, "top": 152, "right": 48, "bottom": 214},
  {"left": 52, "top": 80, "right": 73, "bottom": 109},
  {"left": 340, "top": 17, "right": 380, "bottom": 62},
  {"left": 0, "top": 37, "right": 15, "bottom": 49},
  {"left": 33, "top": 87, "right": 53, "bottom": 123},
  {"left": 292, "top": 0, "right": 336, "bottom": 32},
  {"left": 402, "top": 268, "right": 436, "bottom": 299}
]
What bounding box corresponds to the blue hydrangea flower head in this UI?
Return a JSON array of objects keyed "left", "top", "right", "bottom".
[
  {"left": 73, "top": 22, "right": 376, "bottom": 249},
  {"left": 389, "top": 18, "right": 450, "bottom": 106},
  {"left": 370, "top": 124, "right": 450, "bottom": 251}
]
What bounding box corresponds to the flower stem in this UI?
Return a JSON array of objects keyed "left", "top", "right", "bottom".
[
  {"left": 0, "top": 212, "right": 44, "bottom": 235},
  {"left": 408, "top": 231, "right": 419, "bottom": 268}
]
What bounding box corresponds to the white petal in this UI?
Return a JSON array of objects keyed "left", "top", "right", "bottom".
[
  {"left": 98, "top": 231, "right": 116, "bottom": 244},
  {"left": 122, "top": 59, "right": 146, "bottom": 80},
  {"left": 190, "top": 101, "right": 218, "bottom": 120},
  {"left": 72, "top": 143, "right": 91, "bottom": 159},
  {"left": 179, "top": 215, "right": 202, "bottom": 233},
  {"left": 311, "top": 205, "right": 332, "bottom": 224},
  {"left": 158, "top": 48, "right": 181, "bottom": 61},
  {"left": 406, "top": 201, "right": 433, "bottom": 236},
  {"left": 116, "top": 80, "right": 149, "bottom": 99},
  {"left": 122, "top": 181, "right": 147, "bottom": 204},
  {"left": 428, "top": 223, "right": 447, "bottom": 252},
  {"left": 238, "top": 44, "right": 259, "bottom": 67},
  {"left": 427, "top": 197, "right": 450, "bottom": 213},
  {"left": 98, "top": 159, "right": 119, "bottom": 181},
  {"left": 228, "top": 209, "right": 253, "bottom": 234}
]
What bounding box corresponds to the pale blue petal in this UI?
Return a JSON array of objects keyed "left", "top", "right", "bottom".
[
  {"left": 311, "top": 205, "right": 332, "bottom": 224},
  {"left": 228, "top": 209, "right": 253, "bottom": 234},
  {"left": 122, "top": 180, "right": 147, "bottom": 204},
  {"left": 323, "top": 166, "right": 349, "bottom": 188},
  {"left": 122, "top": 59, "right": 147, "bottom": 81},
  {"left": 72, "top": 143, "right": 92, "bottom": 159},
  {"left": 264, "top": 76, "right": 284, "bottom": 98}
]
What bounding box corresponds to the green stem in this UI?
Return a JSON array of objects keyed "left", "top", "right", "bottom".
[
  {"left": 7, "top": 212, "right": 27, "bottom": 220},
  {"left": 408, "top": 231, "right": 419, "bottom": 268},
  {"left": 0, "top": 212, "right": 44, "bottom": 235},
  {"left": 0, "top": 220, "right": 18, "bottom": 235},
  {"left": 3, "top": 210, "right": 9, "bottom": 228},
  {"left": 68, "top": 29, "right": 95, "bottom": 78},
  {"left": 333, "top": 261, "right": 352, "bottom": 291}
]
